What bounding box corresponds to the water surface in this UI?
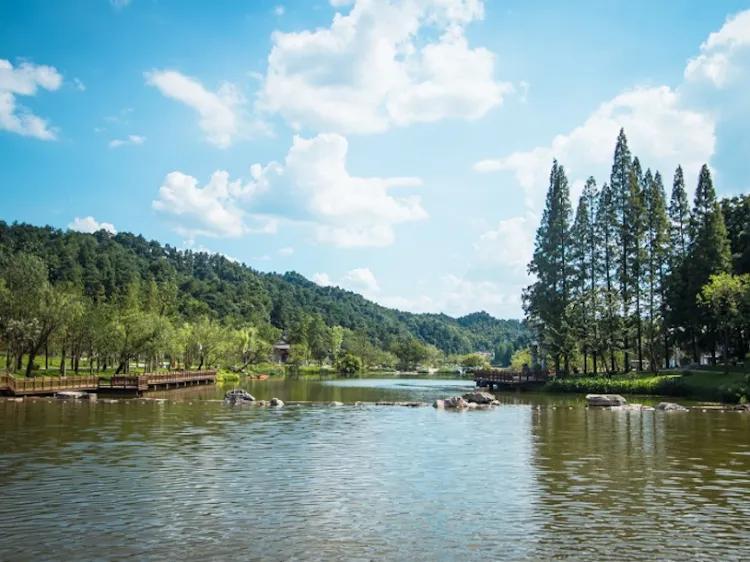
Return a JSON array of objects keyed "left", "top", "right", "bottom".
[{"left": 1, "top": 377, "right": 749, "bottom": 561}]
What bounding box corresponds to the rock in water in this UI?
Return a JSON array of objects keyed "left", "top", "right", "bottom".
[
  {"left": 224, "top": 389, "right": 255, "bottom": 404},
  {"left": 656, "top": 402, "right": 689, "bottom": 412},
  {"left": 586, "top": 394, "right": 627, "bottom": 407},
  {"left": 55, "top": 391, "right": 88, "bottom": 400},
  {"left": 329, "top": 401, "right": 344, "bottom": 407},
  {"left": 462, "top": 391, "right": 495, "bottom": 404},
  {"left": 432, "top": 399, "right": 445, "bottom": 409},
  {"left": 270, "top": 397, "right": 284, "bottom": 407}
]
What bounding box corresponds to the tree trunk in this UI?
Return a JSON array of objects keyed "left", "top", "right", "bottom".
[{"left": 60, "top": 345, "right": 67, "bottom": 376}]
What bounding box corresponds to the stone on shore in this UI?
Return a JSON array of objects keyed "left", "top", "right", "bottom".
[
  {"left": 270, "top": 397, "right": 284, "bottom": 407},
  {"left": 462, "top": 391, "right": 495, "bottom": 404},
  {"left": 586, "top": 394, "right": 627, "bottom": 407},
  {"left": 656, "top": 402, "right": 689, "bottom": 412}
]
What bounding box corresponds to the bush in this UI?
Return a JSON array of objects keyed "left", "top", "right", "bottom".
[{"left": 336, "top": 353, "right": 363, "bottom": 376}]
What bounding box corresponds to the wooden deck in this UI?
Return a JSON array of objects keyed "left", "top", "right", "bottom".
[
  {"left": 473, "top": 369, "right": 549, "bottom": 390},
  {"left": 0, "top": 370, "right": 217, "bottom": 396}
]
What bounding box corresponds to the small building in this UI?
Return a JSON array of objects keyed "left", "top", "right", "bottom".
[{"left": 272, "top": 340, "right": 291, "bottom": 364}]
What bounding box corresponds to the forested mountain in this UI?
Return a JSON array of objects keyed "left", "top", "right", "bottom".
[{"left": 0, "top": 221, "right": 528, "bottom": 367}]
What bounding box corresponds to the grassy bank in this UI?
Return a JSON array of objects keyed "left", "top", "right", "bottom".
[{"left": 543, "top": 370, "right": 750, "bottom": 403}]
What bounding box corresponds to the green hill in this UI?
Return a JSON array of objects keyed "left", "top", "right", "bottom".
[{"left": 0, "top": 221, "right": 529, "bottom": 363}]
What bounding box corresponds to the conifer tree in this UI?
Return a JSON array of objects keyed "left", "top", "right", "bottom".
[
  {"left": 611, "top": 128, "right": 633, "bottom": 370},
  {"left": 596, "top": 180, "right": 619, "bottom": 373},
  {"left": 666, "top": 165, "right": 692, "bottom": 365},
  {"left": 687, "top": 165, "right": 732, "bottom": 361},
  {"left": 525, "top": 161, "right": 574, "bottom": 375},
  {"left": 643, "top": 170, "right": 669, "bottom": 369}
]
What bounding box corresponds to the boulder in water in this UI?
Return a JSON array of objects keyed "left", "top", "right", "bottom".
[
  {"left": 656, "top": 402, "right": 689, "bottom": 412},
  {"left": 270, "top": 397, "right": 284, "bottom": 407},
  {"left": 433, "top": 396, "right": 469, "bottom": 409},
  {"left": 462, "top": 391, "right": 495, "bottom": 404},
  {"left": 55, "top": 391, "right": 88, "bottom": 400},
  {"left": 586, "top": 394, "right": 627, "bottom": 407},
  {"left": 329, "top": 401, "right": 344, "bottom": 407},
  {"left": 224, "top": 389, "right": 255, "bottom": 404}
]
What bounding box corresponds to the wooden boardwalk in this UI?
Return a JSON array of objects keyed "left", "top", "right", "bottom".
[
  {"left": 473, "top": 369, "right": 548, "bottom": 390},
  {"left": 0, "top": 370, "right": 216, "bottom": 396}
]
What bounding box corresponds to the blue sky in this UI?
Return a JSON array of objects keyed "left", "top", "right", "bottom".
[{"left": 2, "top": 0, "right": 749, "bottom": 318}]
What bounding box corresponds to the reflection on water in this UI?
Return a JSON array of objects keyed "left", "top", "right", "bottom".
[{"left": 1, "top": 377, "right": 749, "bottom": 560}]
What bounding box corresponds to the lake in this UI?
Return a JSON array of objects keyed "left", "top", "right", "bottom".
[{"left": 1, "top": 376, "right": 749, "bottom": 561}]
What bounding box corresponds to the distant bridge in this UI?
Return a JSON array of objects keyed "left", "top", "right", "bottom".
[{"left": 0, "top": 370, "right": 216, "bottom": 397}]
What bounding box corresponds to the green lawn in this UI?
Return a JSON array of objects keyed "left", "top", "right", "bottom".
[{"left": 544, "top": 369, "right": 750, "bottom": 403}]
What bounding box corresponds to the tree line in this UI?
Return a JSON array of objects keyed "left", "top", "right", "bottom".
[
  {"left": 525, "top": 129, "right": 750, "bottom": 375},
  {"left": 0, "top": 223, "right": 530, "bottom": 376}
]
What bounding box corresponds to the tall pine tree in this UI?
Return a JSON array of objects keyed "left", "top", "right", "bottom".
[
  {"left": 525, "top": 161, "right": 574, "bottom": 375},
  {"left": 687, "top": 165, "right": 732, "bottom": 362}
]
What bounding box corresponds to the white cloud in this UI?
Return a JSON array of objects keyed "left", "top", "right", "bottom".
[
  {"left": 475, "top": 86, "right": 715, "bottom": 213},
  {"left": 278, "top": 246, "right": 294, "bottom": 256},
  {"left": 73, "top": 78, "right": 86, "bottom": 91},
  {"left": 0, "top": 59, "right": 62, "bottom": 140},
  {"left": 378, "top": 274, "right": 522, "bottom": 318},
  {"left": 311, "top": 267, "right": 380, "bottom": 297},
  {"left": 273, "top": 5, "right": 285, "bottom": 16},
  {"left": 342, "top": 267, "right": 380, "bottom": 294},
  {"left": 146, "top": 69, "right": 244, "bottom": 148},
  {"left": 474, "top": 214, "right": 535, "bottom": 271},
  {"left": 69, "top": 216, "right": 117, "bottom": 234},
  {"left": 152, "top": 170, "right": 250, "bottom": 239},
  {"left": 108, "top": 134, "right": 146, "bottom": 148},
  {"left": 312, "top": 272, "right": 333, "bottom": 286},
  {"left": 259, "top": 0, "right": 510, "bottom": 134},
  {"left": 154, "top": 133, "right": 427, "bottom": 246},
  {"left": 685, "top": 10, "right": 750, "bottom": 88}
]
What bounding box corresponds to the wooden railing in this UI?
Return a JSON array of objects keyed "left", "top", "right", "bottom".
[
  {"left": 0, "top": 374, "right": 99, "bottom": 395},
  {"left": 1, "top": 370, "right": 216, "bottom": 395},
  {"left": 473, "top": 369, "right": 549, "bottom": 384}
]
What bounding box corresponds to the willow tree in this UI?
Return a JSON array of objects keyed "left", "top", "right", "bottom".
[{"left": 525, "top": 161, "right": 574, "bottom": 375}]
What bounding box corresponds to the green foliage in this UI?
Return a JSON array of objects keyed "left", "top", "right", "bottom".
[
  {"left": 525, "top": 129, "right": 745, "bottom": 379},
  {"left": 336, "top": 352, "right": 363, "bottom": 375},
  {"left": 510, "top": 348, "right": 533, "bottom": 370},
  {"left": 544, "top": 374, "right": 680, "bottom": 395}
]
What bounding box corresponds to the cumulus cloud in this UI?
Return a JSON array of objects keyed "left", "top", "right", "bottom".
[
  {"left": 0, "top": 59, "right": 62, "bottom": 140},
  {"left": 312, "top": 272, "right": 333, "bottom": 286},
  {"left": 68, "top": 216, "right": 117, "bottom": 234},
  {"left": 311, "top": 267, "right": 380, "bottom": 297},
  {"left": 108, "top": 134, "right": 146, "bottom": 148},
  {"left": 684, "top": 10, "right": 750, "bottom": 88},
  {"left": 342, "top": 267, "right": 380, "bottom": 294},
  {"left": 258, "top": 0, "right": 510, "bottom": 134},
  {"left": 152, "top": 170, "right": 251, "bottom": 239},
  {"left": 475, "top": 86, "right": 715, "bottom": 212},
  {"left": 146, "top": 70, "right": 244, "bottom": 148},
  {"left": 474, "top": 214, "right": 535, "bottom": 271},
  {"left": 153, "top": 133, "right": 427, "bottom": 246},
  {"left": 377, "top": 274, "right": 522, "bottom": 318}
]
